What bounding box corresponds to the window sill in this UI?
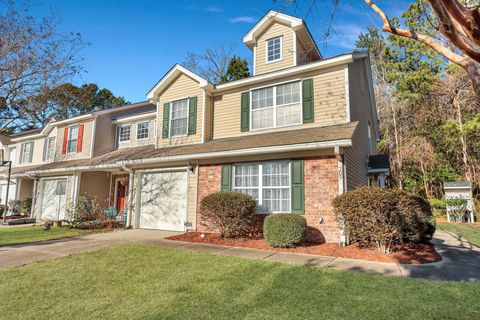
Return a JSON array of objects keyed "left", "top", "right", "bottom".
[{"left": 265, "top": 59, "right": 282, "bottom": 65}]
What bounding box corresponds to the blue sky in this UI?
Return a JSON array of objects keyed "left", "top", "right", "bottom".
[{"left": 31, "top": 0, "right": 411, "bottom": 102}]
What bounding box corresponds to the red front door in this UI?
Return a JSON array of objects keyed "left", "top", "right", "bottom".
[{"left": 116, "top": 182, "right": 128, "bottom": 214}]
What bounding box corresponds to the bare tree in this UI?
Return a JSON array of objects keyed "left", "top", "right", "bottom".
[
  {"left": 182, "top": 44, "right": 236, "bottom": 84},
  {"left": 0, "top": 0, "right": 86, "bottom": 132}
]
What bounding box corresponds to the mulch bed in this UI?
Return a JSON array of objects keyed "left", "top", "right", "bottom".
[{"left": 167, "top": 232, "right": 442, "bottom": 264}]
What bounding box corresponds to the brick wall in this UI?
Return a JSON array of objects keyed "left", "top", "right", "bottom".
[{"left": 196, "top": 156, "right": 341, "bottom": 243}]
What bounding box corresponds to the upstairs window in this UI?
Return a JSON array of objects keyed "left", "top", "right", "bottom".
[
  {"left": 136, "top": 122, "right": 149, "bottom": 140},
  {"left": 170, "top": 99, "right": 188, "bottom": 137},
  {"left": 266, "top": 36, "right": 282, "bottom": 63},
  {"left": 67, "top": 125, "right": 79, "bottom": 153},
  {"left": 251, "top": 81, "right": 301, "bottom": 130},
  {"left": 20, "top": 142, "right": 33, "bottom": 164},
  {"left": 44, "top": 137, "right": 56, "bottom": 161},
  {"left": 118, "top": 125, "right": 131, "bottom": 143}
]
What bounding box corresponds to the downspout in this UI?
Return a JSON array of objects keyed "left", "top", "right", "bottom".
[
  {"left": 122, "top": 165, "right": 134, "bottom": 228},
  {"left": 27, "top": 174, "right": 39, "bottom": 218}
]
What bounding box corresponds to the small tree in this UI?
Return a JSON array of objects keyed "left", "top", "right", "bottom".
[
  {"left": 446, "top": 197, "right": 469, "bottom": 222},
  {"left": 220, "top": 56, "right": 250, "bottom": 83}
]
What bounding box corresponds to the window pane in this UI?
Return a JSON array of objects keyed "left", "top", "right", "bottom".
[
  {"left": 267, "top": 37, "right": 281, "bottom": 62},
  {"left": 137, "top": 122, "right": 149, "bottom": 140},
  {"left": 252, "top": 87, "right": 273, "bottom": 110},
  {"left": 251, "top": 109, "right": 273, "bottom": 130},
  {"left": 69, "top": 126, "right": 78, "bottom": 139},
  {"left": 234, "top": 164, "right": 259, "bottom": 187},
  {"left": 170, "top": 99, "right": 188, "bottom": 137},
  {"left": 119, "top": 126, "right": 131, "bottom": 142},
  {"left": 262, "top": 188, "right": 290, "bottom": 212},
  {"left": 262, "top": 162, "right": 289, "bottom": 187},
  {"left": 276, "top": 82, "right": 300, "bottom": 106},
  {"left": 235, "top": 188, "right": 259, "bottom": 201},
  {"left": 276, "top": 104, "right": 302, "bottom": 127}
]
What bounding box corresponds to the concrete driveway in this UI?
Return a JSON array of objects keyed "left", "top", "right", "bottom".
[{"left": 0, "top": 229, "right": 179, "bottom": 269}]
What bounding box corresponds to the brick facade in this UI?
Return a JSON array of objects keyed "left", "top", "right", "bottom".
[{"left": 196, "top": 156, "right": 341, "bottom": 243}]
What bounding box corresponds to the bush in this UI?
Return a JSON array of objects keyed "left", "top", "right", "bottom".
[
  {"left": 22, "top": 197, "right": 32, "bottom": 215},
  {"left": 429, "top": 198, "right": 446, "bottom": 218},
  {"left": 333, "top": 187, "right": 433, "bottom": 253},
  {"left": 201, "top": 191, "right": 257, "bottom": 238},
  {"left": 263, "top": 214, "right": 307, "bottom": 247}
]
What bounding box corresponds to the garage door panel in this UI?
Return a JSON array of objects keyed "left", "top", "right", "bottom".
[
  {"left": 41, "top": 179, "right": 67, "bottom": 221},
  {"left": 139, "top": 171, "right": 187, "bottom": 231}
]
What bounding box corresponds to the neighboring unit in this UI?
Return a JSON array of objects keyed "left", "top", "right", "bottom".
[{"left": 0, "top": 11, "right": 385, "bottom": 243}]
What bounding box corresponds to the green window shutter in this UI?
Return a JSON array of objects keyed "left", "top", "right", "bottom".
[
  {"left": 221, "top": 164, "right": 232, "bottom": 192},
  {"left": 240, "top": 92, "right": 250, "bottom": 132},
  {"left": 302, "top": 79, "right": 314, "bottom": 123},
  {"left": 291, "top": 160, "right": 304, "bottom": 214},
  {"left": 162, "top": 103, "right": 170, "bottom": 139},
  {"left": 188, "top": 96, "right": 197, "bottom": 135}
]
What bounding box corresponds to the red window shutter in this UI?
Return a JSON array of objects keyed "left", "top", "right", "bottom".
[
  {"left": 77, "top": 124, "right": 84, "bottom": 153},
  {"left": 62, "top": 127, "right": 69, "bottom": 154}
]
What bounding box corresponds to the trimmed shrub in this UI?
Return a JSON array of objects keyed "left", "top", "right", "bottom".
[
  {"left": 263, "top": 214, "right": 307, "bottom": 247},
  {"left": 333, "top": 187, "right": 433, "bottom": 253},
  {"left": 201, "top": 191, "right": 257, "bottom": 238}
]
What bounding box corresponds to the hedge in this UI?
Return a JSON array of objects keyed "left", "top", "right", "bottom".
[{"left": 263, "top": 214, "right": 307, "bottom": 247}]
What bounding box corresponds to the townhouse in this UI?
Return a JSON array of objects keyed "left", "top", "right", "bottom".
[{"left": 0, "top": 11, "right": 388, "bottom": 243}]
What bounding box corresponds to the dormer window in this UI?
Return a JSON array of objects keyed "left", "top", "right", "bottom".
[
  {"left": 266, "top": 36, "right": 282, "bottom": 63},
  {"left": 67, "top": 125, "right": 79, "bottom": 153},
  {"left": 118, "top": 125, "right": 131, "bottom": 143}
]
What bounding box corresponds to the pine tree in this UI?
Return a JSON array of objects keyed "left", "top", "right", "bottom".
[{"left": 220, "top": 56, "right": 250, "bottom": 83}]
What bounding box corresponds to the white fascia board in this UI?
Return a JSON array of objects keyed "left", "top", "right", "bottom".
[
  {"left": 112, "top": 112, "right": 156, "bottom": 124},
  {"left": 120, "top": 139, "right": 352, "bottom": 166},
  {"left": 25, "top": 163, "right": 123, "bottom": 175},
  {"left": 215, "top": 53, "right": 365, "bottom": 92},
  {"left": 243, "top": 10, "right": 302, "bottom": 45},
  {"left": 147, "top": 64, "right": 212, "bottom": 100}
]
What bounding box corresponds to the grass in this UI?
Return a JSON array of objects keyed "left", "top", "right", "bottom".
[
  {"left": 0, "top": 244, "right": 479, "bottom": 320},
  {"left": 0, "top": 226, "right": 89, "bottom": 247},
  {"left": 437, "top": 222, "right": 480, "bottom": 247}
]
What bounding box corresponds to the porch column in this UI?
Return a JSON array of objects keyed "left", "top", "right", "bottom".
[
  {"left": 125, "top": 169, "right": 135, "bottom": 228},
  {"left": 71, "top": 172, "right": 82, "bottom": 207},
  {"left": 379, "top": 173, "right": 386, "bottom": 188},
  {"left": 30, "top": 177, "right": 39, "bottom": 218},
  {"left": 336, "top": 147, "right": 347, "bottom": 246}
]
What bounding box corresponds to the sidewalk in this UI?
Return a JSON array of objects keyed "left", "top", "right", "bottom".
[{"left": 1, "top": 229, "right": 479, "bottom": 281}]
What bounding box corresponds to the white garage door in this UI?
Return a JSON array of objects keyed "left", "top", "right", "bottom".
[
  {"left": 138, "top": 171, "right": 187, "bottom": 231},
  {"left": 41, "top": 179, "right": 67, "bottom": 221}
]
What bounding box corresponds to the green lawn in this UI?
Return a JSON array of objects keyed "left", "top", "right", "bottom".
[
  {"left": 0, "top": 244, "right": 479, "bottom": 320},
  {"left": 437, "top": 222, "right": 480, "bottom": 247},
  {"left": 0, "top": 226, "right": 89, "bottom": 247}
]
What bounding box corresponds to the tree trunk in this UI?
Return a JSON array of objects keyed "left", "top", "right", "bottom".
[{"left": 465, "top": 60, "right": 480, "bottom": 97}]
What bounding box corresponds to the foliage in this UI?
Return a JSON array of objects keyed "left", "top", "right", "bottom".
[
  {"left": 429, "top": 197, "right": 446, "bottom": 218},
  {"left": 66, "top": 192, "right": 116, "bottom": 229},
  {"left": 22, "top": 197, "right": 32, "bottom": 215},
  {"left": 7, "top": 200, "right": 23, "bottom": 215},
  {"left": 220, "top": 55, "right": 250, "bottom": 83},
  {"left": 263, "top": 214, "right": 307, "bottom": 247},
  {"left": 333, "top": 187, "right": 433, "bottom": 253},
  {"left": 446, "top": 197, "right": 469, "bottom": 222},
  {"left": 200, "top": 191, "right": 257, "bottom": 238}
]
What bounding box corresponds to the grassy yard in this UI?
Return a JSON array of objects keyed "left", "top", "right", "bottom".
[
  {"left": 0, "top": 226, "right": 89, "bottom": 247},
  {"left": 0, "top": 244, "right": 479, "bottom": 320},
  {"left": 437, "top": 222, "right": 480, "bottom": 247}
]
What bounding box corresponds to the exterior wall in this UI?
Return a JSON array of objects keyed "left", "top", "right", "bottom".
[
  {"left": 157, "top": 74, "right": 203, "bottom": 147},
  {"left": 345, "top": 58, "right": 376, "bottom": 190},
  {"left": 213, "top": 64, "right": 348, "bottom": 139},
  {"left": 13, "top": 137, "right": 48, "bottom": 167},
  {"left": 93, "top": 114, "right": 116, "bottom": 156},
  {"left": 204, "top": 93, "right": 214, "bottom": 142},
  {"left": 55, "top": 119, "right": 94, "bottom": 161},
  {"left": 79, "top": 171, "right": 111, "bottom": 207},
  {"left": 33, "top": 175, "right": 74, "bottom": 219},
  {"left": 196, "top": 156, "right": 341, "bottom": 243},
  {"left": 117, "top": 118, "right": 156, "bottom": 149},
  {"left": 255, "top": 21, "right": 295, "bottom": 75},
  {"left": 18, "top": 178, "right": 34, "bottom": 200}
]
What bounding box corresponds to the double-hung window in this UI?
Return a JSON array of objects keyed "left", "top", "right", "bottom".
[
  {"left": 233, "top": 161, "right": 290, "bottom": 213},
  {"left": 251, "top": 81, "right": 301, "bottom": 130},
  {"left": 266, "top": 36, "right": 282, "bottom": 63},
  {"left": 67, "top": 125, "right": 78, "bottom": 153},
  {"left": 20, "top": 142, "right": 33, "bottom": 164},
  {"left": 170, "top": 99, "right": 188, "bottom": 137},
  {"left": 136, "top": 122, "right": 149, "bottom": 140},
  {"left": 44, "top": 137, "right": 55, "bottom": 161},
  {"left": 118, "top": 125, "right": 131, "bottom": 143}
]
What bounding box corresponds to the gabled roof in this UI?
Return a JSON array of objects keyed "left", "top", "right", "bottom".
[{"left": 147, "top": 64, "right": 214, "bottom": 100}]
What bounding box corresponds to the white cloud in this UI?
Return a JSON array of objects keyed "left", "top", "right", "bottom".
[
  {"left": 204, "top": 6, "right": 222, "bottom": 13},
  {"left": 229, "top": 16, "right": 256, "bottom": 24}
]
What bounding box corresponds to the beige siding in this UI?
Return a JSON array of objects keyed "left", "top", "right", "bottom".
[
  {"left": 14, "top": 137, "right": 47, "bottom": 167},
  {"left": 157, "top": 74, "right": 203, "bottom": 147},
  {"left": 56, "top": 120, "right": 94, "bottom": 161},
  {"left": 118, "top": 118, "right": 156, "bottom": 149},
  {"left": 255, "top": 21, "right": 295, "bottom": 75},
  {"left": 18, "top": 178, "right": 34, "bottom": 200},
  {"left": 213, "top": 64, "right": 348, "bottom": 139},
  {"left": 204, "top": 93, "right": 214, "bottom": 142},
  {"left": 79, "top": 171, "right": 111, "bottom": 206},
  {"left": 93, "top": 114, "right": 116, "bottom": 156},
  {"left": 345, "top": 58, "right": 377, "bottom": 190}
]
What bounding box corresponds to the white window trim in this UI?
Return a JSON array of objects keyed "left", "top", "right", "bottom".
[
  {"left": 45, "top": 136, "right": 56, "bottom": 162},
  {"left": 118, "top": 125, "right": 132, "bottom": 144},
  {"left": 265, "top": 36, "right": 283, "bottom": 64},
  {"left": 232, "top": 160, "right": 291, "bottom": 214},
  {"left": 136, "top": 121, "right": 150, "bottom": 141},
  {"left": 249, "top": 80, "right": 303, "bottom": 132},
  {"left": 20, "top": 141, "right": 33, "bottom": 164},
  {"left": 169, "top": 98, "right": 189, "bottom": 138},
  {"left": 67, "top": 125, "right": 79, "bottom": 154}
]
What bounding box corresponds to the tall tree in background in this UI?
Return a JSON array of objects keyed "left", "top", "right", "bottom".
[
  {"left": 182, "top": 45, "right": 236, "bottom": 84},
  {"left": 0, "top": 0, "right": 86, "bottom": 132},
  {"left": 20, "top": 83, "right": 128, "bottom": 129},
  {"left": 220, "top": 56, "right": 250, "bottom": 83}
]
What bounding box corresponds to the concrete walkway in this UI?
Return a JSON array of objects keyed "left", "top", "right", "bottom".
[{"left": 1, "top": 229, "right": 479, "bottom": 281}]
